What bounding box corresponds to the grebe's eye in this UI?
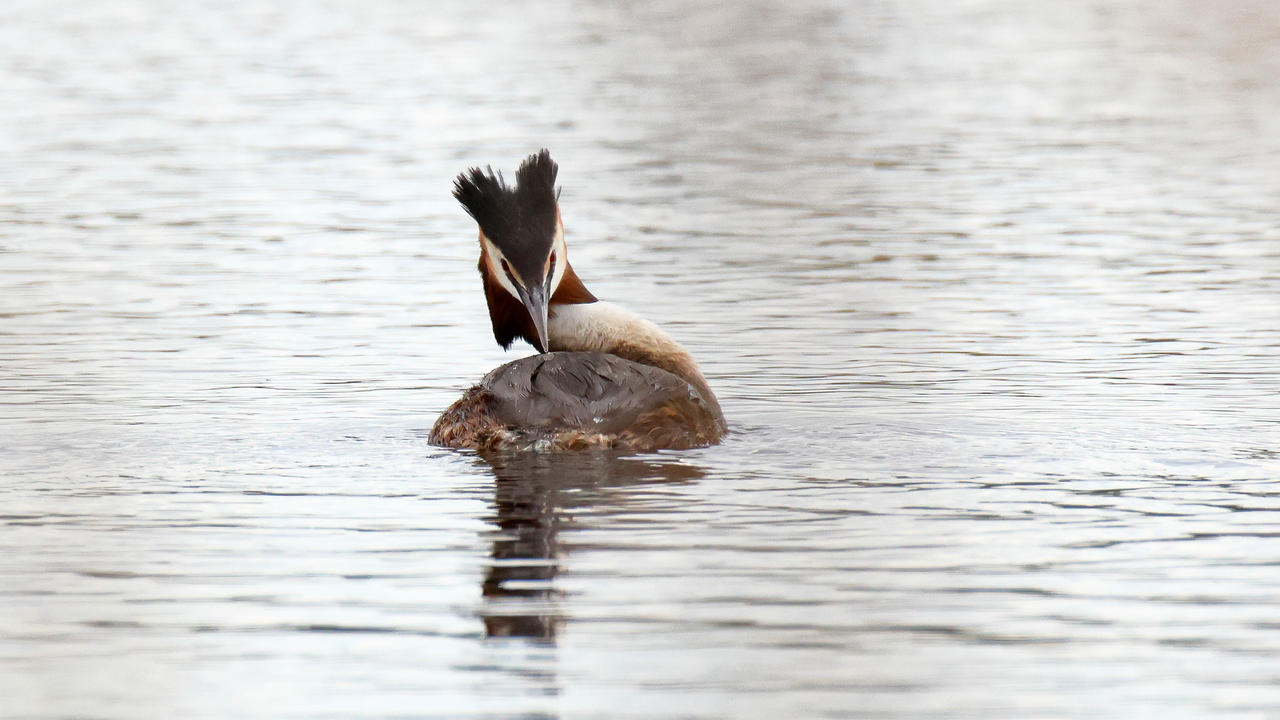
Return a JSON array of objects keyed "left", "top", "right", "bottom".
[
  {"left": 499, "top": 258, "right": 519, "bottom": 286},
  {"left": 547, "top": 252, "right": 557, "bottom": 279}
]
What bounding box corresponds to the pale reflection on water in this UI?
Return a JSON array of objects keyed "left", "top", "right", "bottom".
[{"left": 2, "top": 0, "right": 1280, "bottom": 718}]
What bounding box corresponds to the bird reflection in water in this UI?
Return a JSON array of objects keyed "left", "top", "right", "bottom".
[{"left": 476, "top": 451, "right": 704, "bottom": 641}]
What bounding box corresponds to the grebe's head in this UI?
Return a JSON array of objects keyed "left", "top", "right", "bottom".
[{"left": 454, "top": 149, "right": 593, "bottom": 352}]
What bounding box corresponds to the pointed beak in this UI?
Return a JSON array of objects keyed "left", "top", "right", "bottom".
[{"left": 516, "top": 278, "right": 550, "bottom": 353}]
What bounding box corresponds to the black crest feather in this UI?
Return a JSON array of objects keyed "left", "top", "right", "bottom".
[{"left": 453, "top": 149, "right": 560, "bottom": 282}]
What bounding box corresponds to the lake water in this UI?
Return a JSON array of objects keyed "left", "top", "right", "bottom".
[{"left": 2, "top": 0, "right": 1279, "bottom": 718}]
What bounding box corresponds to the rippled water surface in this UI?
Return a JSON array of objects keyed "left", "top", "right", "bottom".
[{"left": 3, "top": 1, "right": 1280, "bottom": 718}]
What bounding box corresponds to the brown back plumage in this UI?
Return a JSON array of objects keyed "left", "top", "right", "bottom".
[{"left": 429, "top": 352, "right": 726, "bottom": 452}]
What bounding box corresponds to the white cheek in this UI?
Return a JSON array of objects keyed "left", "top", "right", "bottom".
[
  {"left": 549, "top": 228, "right": 567, "bottom": 294},
  {"left": 482, "top": 237, "right": 523, "bottom": 299}
]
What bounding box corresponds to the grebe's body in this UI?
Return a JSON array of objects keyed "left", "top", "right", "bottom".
[{"left": 429, "top": 150, "right": 725, "bottom": 451}]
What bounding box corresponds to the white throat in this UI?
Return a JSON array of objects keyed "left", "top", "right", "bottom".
[{"left": 547, "top": 301, "right": 672, "bottom": 355}]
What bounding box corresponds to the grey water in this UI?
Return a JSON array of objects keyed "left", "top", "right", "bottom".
[{"left": 2, "top": 0, "right": 1279, "bottom": 718}]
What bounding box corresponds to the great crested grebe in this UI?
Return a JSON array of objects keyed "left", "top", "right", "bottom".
[{"left": 429, "top": 149, "right": 726, "bottom": 452}]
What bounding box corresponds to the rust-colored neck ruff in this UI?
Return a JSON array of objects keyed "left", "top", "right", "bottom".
[
  {"left": 551, "top": 262, "right": 595, "bottom": 305},
  {"left": 479, "top": 245, "right": 537, "bottom": 350}
]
